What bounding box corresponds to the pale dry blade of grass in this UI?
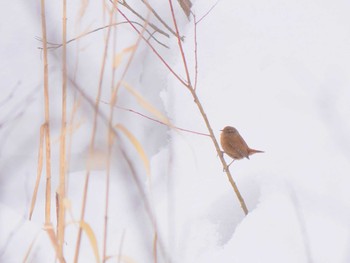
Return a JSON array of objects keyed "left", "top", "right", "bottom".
[
  {"left": 153, "top": 232, "right": 158, "bottom": 263},
  {"left": 117, "top": 229, "right": 126, "bottom": 263},
  {"left": 78, "top": 0, "right": 89, "bottom": 20},
  {"left": 115, "top": 124, "right": 150, "bottom": 177},
  {"left": 22, "top": 231, "right": 41, "bottom": 263},
  {"left": 29, "top": 125, "right": 45, "bottom": 220},
  {"left": 44, "top": 223, "right": 66, "bottom": 263},
  {"left": 113, "top": 45, "right": 136, "bottom": 69},
  {"left": 69, "top": 78, "right": 170, "bottom": 261},
  {"left": 75, "top": 220, "right": 101, "bottom": 263},
  {"left": 122, "top": 81, "right": 170, "bottom": 125}
]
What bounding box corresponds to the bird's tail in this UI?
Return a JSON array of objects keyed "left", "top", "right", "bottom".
[{"left": 248, "top": 148, "right": 264, "bottom": 156}]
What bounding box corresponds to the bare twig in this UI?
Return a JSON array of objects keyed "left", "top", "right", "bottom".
[
  {"left": 117, "top": 230, "right": 126, "bottom": 263},
  {"left": 168, "top": 0, "right": 248, "bottom": 214},
  {"left": 140, "top": 0, "right": 181, "bottom": 39},
  {"left": 0, "top": 82, "right": 20, "bottom": 107},
  {"left": 196, "top": 0, "right": 220, "bottom": 25},
  {"left": 110, "top": 0, "right": 188, "bottom": 87},
  {"left": 119, "top": 0, "right": 176, "bottom": 38},
  {"left": 190, "top": 90, "right": 248, "bottom": 214},
  {"left": 101, "top": 101, "right": 210, "bottom": 137},
  {"left": 111, "top": 0, "right": 248, "bottom": 214},
  {"left": 36, "top": 21, "right": 169, "bottom": 50},
  {"left": 168, "top": 0, "right": 192, "bottom": 90},
  {"left": 193, "top": 13, "right": 199, "bottom": 91},
  {"left": 0, "top": 87, "right": 39, "bottom": 130}
]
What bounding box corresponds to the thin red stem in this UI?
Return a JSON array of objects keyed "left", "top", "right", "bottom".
[
  {"left": 168, "top": 0, "right": 192, "bottom": 89},
  {"left": 110, "top": 0, "right": 188, "bottom": 87}
]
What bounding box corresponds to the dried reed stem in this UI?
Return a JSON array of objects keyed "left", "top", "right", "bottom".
[
  {"left": 44, "top": 223, "right": 67, "bottom": 263},
  {"left": 73, "top": 2, "right": 115, "bottom": 262},
  {"left": 69, "top": 77, "right": 170, "bottom": 263},
  {"left": 106, "top": 1, "right": 169, "bottom": 261},
  {"left": 40, "top": 0, "right": 53, "bottom": 225},
  {"left": 103, "top": 3, "right": 118, "bottom": 262},
  {"left": 153, "top": 232, "right": 158, "bottom": 263},
  {"left": 57, "top": 0, "right": 67, "bottom": 258}
]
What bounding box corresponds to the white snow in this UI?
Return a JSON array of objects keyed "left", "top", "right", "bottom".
[{"left": 1, "top": 0, "right": 350, "bottom": 262}]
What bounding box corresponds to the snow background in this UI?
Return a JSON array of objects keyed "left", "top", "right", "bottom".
[{"left": 1, "top": 0, "right": 350, "bottom": 262}]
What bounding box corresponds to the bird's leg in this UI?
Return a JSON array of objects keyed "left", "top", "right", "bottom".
[
  {"left": 223, "top": 159, "right": 235, "bottom": 172},
  {"left": 220, "top": 151, "right": 227, "bottom": 171},
  {"left": 228, "top": 159, "right": 235, "bottom": 167}
]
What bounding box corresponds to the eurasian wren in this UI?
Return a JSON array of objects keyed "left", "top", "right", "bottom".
[{"left": 220, "top": 126, "right": 263, "bottom": 163}]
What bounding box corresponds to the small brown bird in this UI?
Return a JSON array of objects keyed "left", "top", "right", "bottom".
[{"left": 220, "top": 126, "right": 264, "bottom": 165}]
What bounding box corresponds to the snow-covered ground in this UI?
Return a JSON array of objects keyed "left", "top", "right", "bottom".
[{"left": 1, "top": 0, "right": 350, "bottom": 262}]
